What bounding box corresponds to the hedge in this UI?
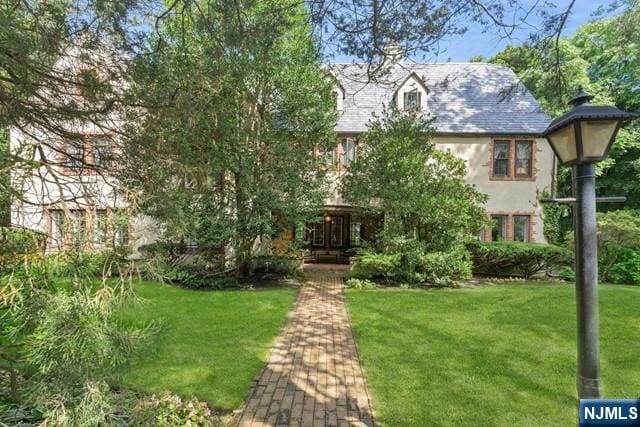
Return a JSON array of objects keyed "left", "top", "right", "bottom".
[{"left": 467, "top": 241, "right": 571, "bottom": 279}]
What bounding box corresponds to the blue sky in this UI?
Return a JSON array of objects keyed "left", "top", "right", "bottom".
[{"left": 435, "top": 0, "right": 614, "bottom": 62}]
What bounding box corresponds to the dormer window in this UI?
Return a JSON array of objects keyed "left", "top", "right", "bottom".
[
  {"left": 404, "top": 89, "right": 420, "bottom": 112},
  {"left": 395, "top": 72, "right": 428, "bottom": 112}
]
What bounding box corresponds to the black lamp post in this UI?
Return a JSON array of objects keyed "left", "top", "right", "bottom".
[{"left": 542, "top": 88, "right": 636, "bottom": 399}]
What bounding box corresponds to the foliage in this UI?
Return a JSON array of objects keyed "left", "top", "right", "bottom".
[
  {"left": 44, "top": 249, "right": 129, "bottom": 279},
  {"left": 349, "top": 245, "right": 472, "bottom": 286},
  {"left": 349, "top": 251, "right": 400, "bottom": 282},
  {"left": 135, "top": 392, "right": 213, "bottom": 427},
  {"left": 605, "top": 248, "right": 640, "bottom": 285},
  {"left": 540, "top": 191, "right": 571, "bottom": 245},
  {"left": 467, "top": 242, "right": 570, "bottom": 278},
  {"left": 0, "top": 130, "right": 9, "bottom": 226},
  {"left": 345, "top": 278, "right": 378, "bottom": 289},
  {"left": 139, "top": 242, "right": 299, "bottom": 288},
  {"left": 1, "top": 251, "right": 150, "bottom": 425},
  {"left": 121, "top": 0, "right": 336, "bottom": 278},
  {"left": 558, "top": 266, "right": 576, "bottom": 282},
  {"left": 594, "top": 210, "right": 640, "bottom": 284},
  {"left": 340, "top": 109, "right": 487, "bottom": 252},
  {"left": 13, "top": 287, "right": 149, "bottom": 420},
  {"left": 490, "top": 6, "right": 640, "bottom": 209},
  {"left": 0, "top": 227, "right": 46, "bottom": 273}
]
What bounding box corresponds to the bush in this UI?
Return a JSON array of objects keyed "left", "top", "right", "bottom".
[
  {"left": 467, "top": 242, "right": 570, "bottom": 279},
  {"left": 349, "top": 252, "right": 401, "bottom": 282},
  {"left": 558, "top": 265, "right": 576, "bottom": 282},
  {"left": 0, "top": 227, "right": 46, "bottom": 273},
  {"left": 349, "top": 245, "right": 472, "bottom": 286},
  {"left": 44, "top": 250, "right": 128, "bottom": 279},
  {"left": 596, "top": 210, "right": 640, "bottom": 284},
  {"left": 139, "top": 242, "right": 299, "bottom": 289},
  {"left": 249, "top": 255, "right": 302, "bottom": 276},
  {"left": 605, "top": 248, "right": 640, "bottom": 284},
  {"left": 344, "top": 278, "right": 378, "bottom": 289},
  {"left": 135, "top": 392, "right": 213, "bottom": 426},
  {"left": 416, "top": 247, "right": 473, "bottom": 286},
  {"left": 565, "top": 210, "right": 640, "bottom": 284}
]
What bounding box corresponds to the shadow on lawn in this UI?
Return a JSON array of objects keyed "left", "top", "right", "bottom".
[{"left": 349, "top": 292, "right": 578, "bottom": 423}]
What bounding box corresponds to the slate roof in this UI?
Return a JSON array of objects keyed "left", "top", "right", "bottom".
[{"left": 329, "top": 62, "right": 551, "bottom": 134}]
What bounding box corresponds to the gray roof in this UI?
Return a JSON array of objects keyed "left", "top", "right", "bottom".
[{"left": 330, "top": 62, "right": 551, "bottom": 134}]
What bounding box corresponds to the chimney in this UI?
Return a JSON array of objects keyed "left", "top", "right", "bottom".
[{"left": 382, "top": 41, "right": 404, "bottom": 65}]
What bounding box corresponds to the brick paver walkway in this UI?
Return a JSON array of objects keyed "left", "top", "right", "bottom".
[{"left": 238, "top": 265, "right": 375, "bottom": 427}]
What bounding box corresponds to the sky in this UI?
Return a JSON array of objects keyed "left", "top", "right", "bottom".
[{"left": 435, "top": 0, "right": 615, "bottom": 62}]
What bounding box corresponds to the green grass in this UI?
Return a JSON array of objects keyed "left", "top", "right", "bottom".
[
  {"left": 346, "top": 283, "right": 640, "bottom": 426},
  {"left": 117, "top": 281, "right": 297, "bottom": 410}
]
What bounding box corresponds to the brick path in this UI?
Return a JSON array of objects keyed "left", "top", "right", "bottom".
[{"left": 238, "top": 265, "right": 375, "bottom": 427}]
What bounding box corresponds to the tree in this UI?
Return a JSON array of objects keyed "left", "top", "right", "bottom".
[
  {"left": 340, "top": 109, "right": 487, "bottom": 252},
  {"left": 120, "top": 0, "right": 336, "bottom": 276},
  {"left": 490, "top": 5, "right": 640, "bottom": 210}
]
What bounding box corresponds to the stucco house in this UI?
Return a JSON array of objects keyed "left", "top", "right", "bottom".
[
  {"left": 302, "top": 56, "right": 553, "bottom": 261},
  {"left": 10, "top": 47, "right": 553, "bottom": 258}
]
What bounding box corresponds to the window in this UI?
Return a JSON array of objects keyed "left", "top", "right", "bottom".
[
  {"left": 492, "top": 141, "right": 510, "bottom": 177},
  {"left": 491, "top": 215, "right": 507, "bottom": 242},
  {"left": 49, "top": 210, "right": 65, "bottom": 249},
  {"left": 113, "top": 211, "right": 129, "bottom": 246},
  {"left": 69, "top": 210, "right": 86, "bottom": 248},
  {"left": 64, "top": 139, "right": 85, "bottom": 169},
  {"left": 350, "top": 220, "right": 362, "bottom": 246},
  {"left": 331, "top": 217, "right": 343, "bottom": 247},
  {"left": 93, "top": 210, "right": 108, "bottom": 246},
  {"left": 403, "top": 89, "right": 420, "bottom": 111},
  {"left": 513, "top": 215, "right": 530, "bottom": 242},
  {"left": 515, "top": 141, "right": 533, "bottom": 177},
  {"left": 341, "top": 138, "right": 356, "bottom": 167},
  {"left": 312, "top": 222, "right": 324, "bottom": 246},
  {"left": 91, "top": 136, "right": 112, "bottom": 169}
]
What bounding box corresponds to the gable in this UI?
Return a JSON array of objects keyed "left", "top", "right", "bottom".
[{"left": 394, "top": 72, "right": 428, "bottom": 112}]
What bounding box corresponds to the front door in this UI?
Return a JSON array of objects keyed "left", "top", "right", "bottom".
[{"left": 329, "top": 216, "right": 344, "bottom": 249}]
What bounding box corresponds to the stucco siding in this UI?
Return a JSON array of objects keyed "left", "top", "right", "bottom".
[{"left": 434, "top": 135, "right": 554, "bottom": 243}]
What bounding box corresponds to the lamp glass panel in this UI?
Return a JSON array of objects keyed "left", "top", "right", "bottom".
[
  {"left": 580, "top": 120, "right": 619, "bottom": 158},
  {"left": 548, "top": 123, "right": 577, "bottom": 164}
]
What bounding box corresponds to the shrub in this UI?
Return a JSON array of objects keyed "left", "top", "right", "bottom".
[
  {"left": 135, "top": 392, "right": 213, "bottom": 426},
  {"left": 0, "top": 227, "right": 46, "bottom": 273},
  {"left": 605, "top": 248, "right": 640, "bottom": 284},
  {"left": 44, "top": 250, "right": 128, "bottom": 279},
  {"left": 416, "top": 247, "right": 473, "bottom": 286},
  {"left": 139, "top": 242, "right": 299, "bottom": 289},
  {"left": 467, "top": 242, "right": 570, "bottom": 279},
  {"left": 349, "top": 252, "right": 401, "bottom": 282},
  {"left": 344, "top": 278, "right": 378, "bottom": 289},
  {"left": 558, "top": 265, "right": 576, "bottom": 282},
  {"left": 349, "top": 246, "right": 472, "bottom": 286},
  {"left": 249, "top": 255, "right": 302, "bottom": 276},
  {"left": 565, "top": 210, "right": 640, "bottom": 284}
]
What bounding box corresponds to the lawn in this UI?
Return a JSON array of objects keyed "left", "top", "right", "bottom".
[
  {"left": 346, "top": 283, "right": 640, "bottom": 426},
  {"left": 117, "top": 281, "right": 297, "bottom": 410}
]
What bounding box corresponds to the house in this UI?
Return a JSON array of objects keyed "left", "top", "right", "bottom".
[
  {"left": 301, "top": 55, "right": 553, "bottom": 261},
  {"left": 8, "top": 42, "right": 159, "bottom": 253},
  {"left": 9, "top": 44, "right": 553, "bottom": 258}
]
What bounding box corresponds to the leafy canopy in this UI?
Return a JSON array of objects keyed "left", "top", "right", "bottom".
[
  {"left": 340, "top": 109, "right": 487, "bottom": 252},
  {"left": 121, "top": 0, "right": 336, "bottom": 275}
]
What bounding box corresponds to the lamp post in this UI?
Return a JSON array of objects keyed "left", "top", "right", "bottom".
[{"left": 542, "top": 88, "right": 636, "bottom": 399}]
